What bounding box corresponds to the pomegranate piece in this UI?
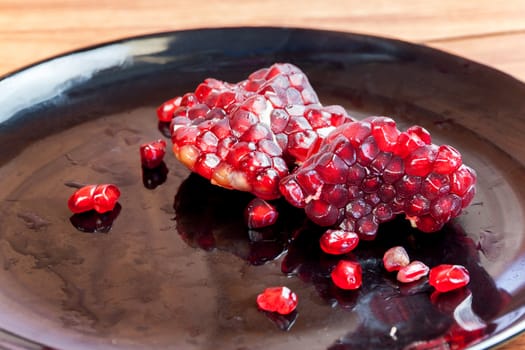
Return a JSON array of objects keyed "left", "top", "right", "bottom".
[
  {"left": 396, "top": 260, "right": 429, "bottom": 283},
  {"left": 382, "top": 246, "right": 410, "bottom": 272},
  {"left": 68, "top": 184, "right": 120, "bottom": 214},
  {"left": 256, "top": 286, "right": 298, "bottom": 315},
  {"left": 330, "top": 260, "right": 362, "bottom": 290},
  {"left": 319, "top": 229, "right": 359, "bottom": 255},
  {"left": 244, "top": 198, "right": 279, "bottom": 229},
  {"left": 429, "top": 264, "right": 470, "bottom": 292},
  {"left": 280, "top": 116, "right": 477, "bottom": 239},
  {"left": 140, "top": 139, "right": 167, "bottom": 169},
  {"left": 158, "top": 63, "right": 354, "bottom": 199}
]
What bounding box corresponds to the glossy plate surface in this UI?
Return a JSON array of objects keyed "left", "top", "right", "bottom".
[{"left": 1, "top": 27, "right": 525, "bottom": 350}]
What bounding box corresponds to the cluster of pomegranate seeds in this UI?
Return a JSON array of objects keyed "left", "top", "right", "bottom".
[
  {"left": 382, "top": 245, "right": 469, "bottom": 291},
  {"left": 244, "top": 198, "right": 279, "bottom": 229},
  {"left": 67, "top": 184, "right": 121, "bottom": 214},
  {"left": 429, "top": 264, "right": 470, "bottom": 292},
  {"left": 157, "top": 63, "right": 354, "bottom": 199},
  {"left": 140, "top": 139, "right": 167, "bottom": 169},
  {"left": 256, "top": 286, "right": 298, "bottom": 315},
  {"left": 330, "top": 260, "right": 363, "bottom": 290},
  {"left": 280, "top": 116, "right": 477, "bottom": 240}
]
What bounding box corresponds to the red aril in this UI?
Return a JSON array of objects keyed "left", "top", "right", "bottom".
[
  {"left": 429, "top": 264, "right": 470, "bottom": 292},
  {"left": 319, "top": 229, "right": 359, "bottom": 255},
  {"left": 67, "top": 185, "right": 97, "bottom": 214},
  {"left": 140, "top": 139, "right": 167, "bottom": 169},
  {"left": 256, "top": 286, "right": 298, "bottom": 315},
  {"left": 382, "top": 246, "right": 410, "bottom": 272},
  {"left": 331, "top": 260, "right": 362, "bottom": 290},
  {"left": 244, "top": 198, "right": 279, "bottom": 229},
  {"left": 397, "top": 260, "right": 429, "bottom": 283}
]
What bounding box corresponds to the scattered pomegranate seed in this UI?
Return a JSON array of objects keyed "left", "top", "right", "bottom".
[
  {"left": 397, "top": 260, "right": 429, "bottom": 283},
  {"left": 382, "top": 246, "right": 410, "bottom": 272},
  {"left": 140, "top": 139, "right": 167, "bottom": 169},
  {"left": 256, "top": 286, "right": 298, "bottom": 315},
  {"left": 331, "top": 260, "right": 362, "bottom": 290},
  {"left": 320, "top": 229, "right": 359, "bottom": 255},
  {"left": 68, "top": 184, "right": 120, "bottom": 214},
  {"left": 429, "top": 264, "right": 470, "bottom": 292},
  {"left": 280, "top": 116, "right": 477, "bottom": 239},
  {"left": 244, "top": 198, "right": 279, "bottom": 229},
  {"left": 158, "top": 63, "right": 355, "bottom": 199}
]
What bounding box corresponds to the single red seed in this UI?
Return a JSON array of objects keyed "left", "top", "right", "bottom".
[
  {"left": 406, "top": 125, "right": 431, "bottom": 145},
  {"left": 434, "top": 145, "right": 462, "bottom": 174},
  {"left": 279, "top": 178, "right": 306, "bottom": 207},
  {"left": 429, "top": 264, "right": 470, "bottom": 292},
  {"left": 305, "top": 200, "right": 340, "bottom": 226},
  {"left": 315, "top": 153, "right": 348, "bottom": 184},
  {"left": 320, "top": 229, "right": 359, "bottom": 255},
  {"left": 331, "top": 260, "right": 362, "bottom": 290},
  {"left": 450, "top": 165, "right": 477, "bottom": 196},
  {"left": 67, "top": 185, "right": 97, "bottom": 214},
  {"left": 244, "top": 198, "right": 279, "bottom": 229},
  {"left": 256, "top": 286, "right": 298, "bottom": 315},
  {"left": 404, "top": 144, "right": 438, "bottom": 177},
  {"left": 92, "top": 184, "right": 121, "bottom": 213},
  {"left": 383, "top": 246, "right": 410, "bottom": 272},
  {"left": 397, "top": 260, "right": 429, "bottom": 283},
  {"left": 369, "top": 116, "right": 400, "bottom": 153},
  {"left": 140, "top": 139, "right": 167, "bottom": 169},
  {"left": 156, "top": 96, "right": 181, "bottom": 122}
]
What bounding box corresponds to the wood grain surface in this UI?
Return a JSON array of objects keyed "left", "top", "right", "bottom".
[{"left": 0, "top": 1, "right": 524, "bottom": 349}]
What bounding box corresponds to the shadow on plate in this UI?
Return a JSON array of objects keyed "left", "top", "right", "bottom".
[{"left": 173, "top": 173, "right": 509, "bottom": 349}]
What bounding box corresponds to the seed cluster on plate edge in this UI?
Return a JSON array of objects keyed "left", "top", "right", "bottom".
[{"left": 67, "top": 63, "right": 476, "bottom": 321}]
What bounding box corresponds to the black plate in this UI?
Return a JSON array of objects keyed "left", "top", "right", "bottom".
[{"left": 1, "top": 27, "right": 525, "bottom": 350}]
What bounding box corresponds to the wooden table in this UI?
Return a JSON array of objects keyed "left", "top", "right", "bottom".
[{"left": 0, "top": 1, "right": 523, "bottom": 349}]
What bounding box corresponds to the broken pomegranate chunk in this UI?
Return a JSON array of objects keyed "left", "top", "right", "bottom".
[
  {"left": 256, "top": 286, "right": 298, "bottom": 315},
  {"left": 429, "top": 264, "right": 470, "bottom": 292},
  {"left": 140, "top": 139, "right": 167, "bottom": 169},
  {"left": 280, "top": 116, "right": 477, "bottom": 239},
  {"left": 244, "top": 198, "right": 279, "bottom": 229},
  {"left": 319, "top": 229, "right": 359, "bottom": 255},
  {"left": 331, "top": 260, "right": 362, "bottom": 290},
  {"left": 383, "top": 246, "right": 410, "bottom": 272},
  {"left": 397, "top": 260, "right": 429, "bottom": 283},
  {"left": 68, "top": 184, "right": 120, "bottom": 214},
  {"left": 158, "top": 63, "right": 354, "bottom": 199}
]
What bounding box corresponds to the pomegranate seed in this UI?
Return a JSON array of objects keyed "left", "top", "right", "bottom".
[
  {"left": 244, "top": 198, "right": 279, "bottom": 229},
  {"left": 404, "top": 144, "right": 438, "bottom": 177},
  {"left": 383, "top": 246, "right": 410, "bottom": 272},
  {"left": 140, "top": 139, "right": 167, "bottom": 169},
  {"left": 68, "top": 184, "right": 120, "bottom": 214},
  {"left": 92, "top": 184, "right": 121, "bottom": 213},
  {"left": 320, "top": 229, "right": 359, "bottom": 255},
  {"left": 370, "top": 117, "right": 400, "bottom": 153},
  {"left": 397, "top": 260, "right": 429, "bottom": 283},
  {"left": 429, "top": 264, "right": 470, "bottom": 292},
  {"left": 161, "top": 63, "right": 354, "bottom": 199},
  {"left": 331, "top": 260, "right": 362, "bottom": 290},
  {"left": 434, "top": 145, "right": 462, "bottom": 174},
  {"left": 256, "top": 286, "right": 298, "bottom": 315},
  {"left": 67, "top": 185, "right": 97, "bottom": 214}
]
